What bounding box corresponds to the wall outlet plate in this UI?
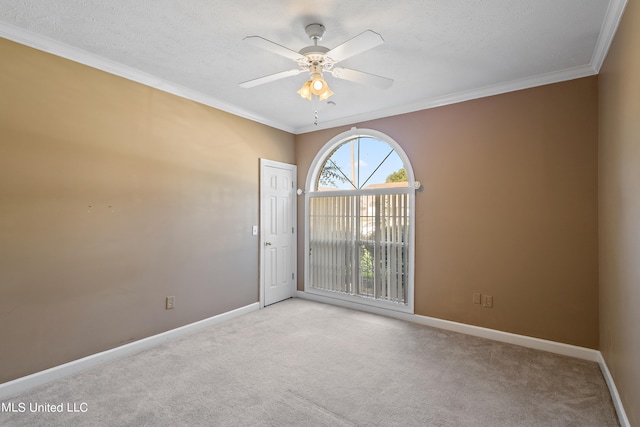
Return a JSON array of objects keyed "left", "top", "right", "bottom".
[
  {"left": 473, "top": 293, "right": 481, "bottom": 304},
  {"left": 484, "top": 295, "right": 493, "bottom": 308}
]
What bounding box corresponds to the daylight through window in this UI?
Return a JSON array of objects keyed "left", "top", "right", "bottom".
[{"left": 305, "top": 130, "right": 415, "bottom": 312}]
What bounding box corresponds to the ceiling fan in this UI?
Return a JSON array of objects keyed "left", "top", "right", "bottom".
[{"left": 239, "top": 23, "right": 394, "bottom": 101}]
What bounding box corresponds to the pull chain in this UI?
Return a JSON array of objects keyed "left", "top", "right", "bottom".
[{"left": 312, "top": 95, "right": 319, "bottom": 126}]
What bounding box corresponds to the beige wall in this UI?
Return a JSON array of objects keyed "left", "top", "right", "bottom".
[
  {"left": 599, "top": 0, "right": 640, "bottom": 424},
  {"left": 0, "top": 38, "right": 295, "bottom": 383},
  {"left": 296, "top": 77, "right": 599, "bottom": 349}
]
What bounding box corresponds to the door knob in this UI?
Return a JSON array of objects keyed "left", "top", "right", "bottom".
[{"left": 265, "top": 242, "right": 272, "bottom": 246}]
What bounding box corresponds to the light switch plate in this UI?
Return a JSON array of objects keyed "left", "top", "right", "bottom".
[
  {"left": 166, "top": 296, "right": 175, "bottom": 310},
  {"left": 252, "top": 225, "right": 258, "bottom": 236}
]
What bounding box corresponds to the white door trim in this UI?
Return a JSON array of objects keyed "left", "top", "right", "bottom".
[{"left": 259, "top": 159, "right": 297, "bottom": 308}]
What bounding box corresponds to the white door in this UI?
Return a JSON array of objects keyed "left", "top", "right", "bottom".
[{"left": 260, "top": 159, "right": 296, "bottom": 307}]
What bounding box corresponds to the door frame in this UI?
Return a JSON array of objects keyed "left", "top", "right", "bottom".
[{"left": 259, "top": 158, "right": 297, "bottom": 308}]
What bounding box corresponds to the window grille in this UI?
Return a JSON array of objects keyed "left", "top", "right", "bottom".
[{"left": 305, "top": 130, "right": 415, "bottom": 312}]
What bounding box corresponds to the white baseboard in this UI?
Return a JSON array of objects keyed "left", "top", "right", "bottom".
[
  {"left": 597, "top": 353, "right": 631, "bottom": 427},
  {"left": 2, "top": 295, "right": 630, "bottom": 427},
  {"left": 296, "top": 291, "right": 629, "bottom": 426},
  {"left": 296, "top": 291, "right": 598, "bottom": 360},
  {"left": 0, "top": 302, "right": 259, "bottom": 400}
]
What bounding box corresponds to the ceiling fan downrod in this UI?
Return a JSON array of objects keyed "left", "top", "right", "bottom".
[{"left": 305, "top": 23, "right": 326, "bottom": 45}]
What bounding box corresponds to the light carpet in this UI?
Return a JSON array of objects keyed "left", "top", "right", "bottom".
[{"left": 0, "top": 299, "right": 619, "bottom": 426}]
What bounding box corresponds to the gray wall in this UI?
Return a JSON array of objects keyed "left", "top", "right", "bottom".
[{"left": 0, "top": 38, "right": 295, "bottom": 383}]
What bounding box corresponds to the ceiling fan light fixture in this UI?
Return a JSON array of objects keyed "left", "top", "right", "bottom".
[
  {"left": 310, "top": 74, "right": 327, "bottom": 95},
  {"left": 298, "top": 74, "right": 333, "bottom": 101},
  {"left": 318, "top": 85, "right": 334, "bottom": 101},
  {"left": 297, "top": 80, "right": 312, "bottom": 100}
]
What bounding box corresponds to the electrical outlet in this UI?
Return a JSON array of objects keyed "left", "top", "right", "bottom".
[
  {"left": 484, "top": 295, "right": 493, "bottom": 308},
  {"left": 473, "top": 293, "right": 481, "bottom": 304},
  {"left": 166, "top": 296, "right": 175, "bottom": 310}
]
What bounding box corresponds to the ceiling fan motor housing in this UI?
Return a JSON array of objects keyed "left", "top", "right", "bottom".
[{"left": 299, "top": 24, "right": 335, "bottom": 73}]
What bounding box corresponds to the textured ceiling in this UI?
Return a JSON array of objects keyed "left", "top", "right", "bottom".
[{"left": 0, "top": 0, "right": 627, "bottom": 133}]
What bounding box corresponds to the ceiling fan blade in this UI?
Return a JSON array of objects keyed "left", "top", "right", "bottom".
[
  {"left": 244, "top": 36, "right": 306, "bottom": 61},
  {"left": 326, "top": 30, "right": 384, "bottom": 63},
  {"left": 331, "top": 67, "right": 394, "bottom": 89},
  {"left": 239, "top": 69, "right": 302, "bottom": 88}
]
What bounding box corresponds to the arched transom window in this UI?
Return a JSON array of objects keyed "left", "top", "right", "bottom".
[{"left": 305, "top": 128, "right": 416, "bottom": 313}]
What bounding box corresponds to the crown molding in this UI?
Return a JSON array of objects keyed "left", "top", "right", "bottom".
[
  {"left": 0, "top": 22, "right": 295, "bottom": 134},
  {"left": 296, "top": 0, "right": 628, "bottom": 134},
  {"left": 591, "top": 0, "right": 628, "bottom": 72},
  {"left": 295, "top": 64, "right": 597, "bottom": 134},
  {"left": 2, "top": 0, "right": 627, "bottom": 137}
]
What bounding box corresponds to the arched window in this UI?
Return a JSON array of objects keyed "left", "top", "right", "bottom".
[{"left": 305, "top": 128, "right": 416, "bottom": 313}]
